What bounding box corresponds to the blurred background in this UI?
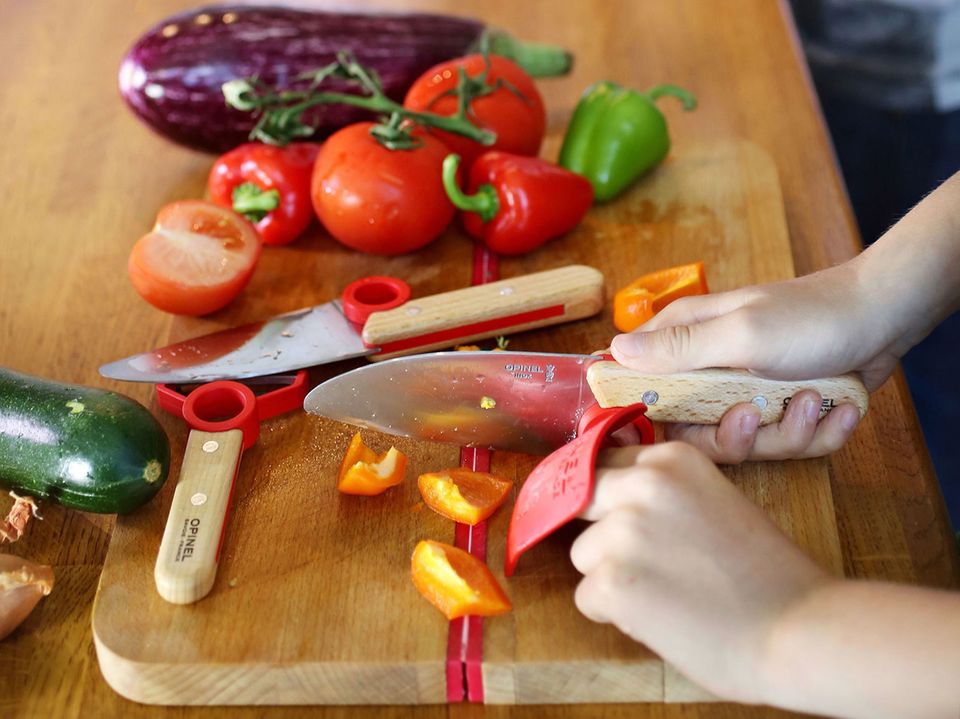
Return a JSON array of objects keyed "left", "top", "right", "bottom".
[{"left": 790, "top": 0, "right": 960, "bottom": 527}]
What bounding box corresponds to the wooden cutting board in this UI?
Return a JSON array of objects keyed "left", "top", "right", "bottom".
[{"left": 92, "top": 139, "right": 844, "bottom": 705}]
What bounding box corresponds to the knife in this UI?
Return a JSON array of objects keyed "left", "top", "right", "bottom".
[
  {"left": 99, "top": 265, "right": 604, "bottom": 383},
  {"left": 302, "top": 351, "right": 869, "bottom": 454}
]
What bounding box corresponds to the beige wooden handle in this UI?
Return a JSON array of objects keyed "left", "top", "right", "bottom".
[
  {"left": 586, "top": 363, "right": 869, "bottom": 424},
  {"left": 363, "top": 265, "right": 604, "bottom": 360},
  {"left": 154, "top": 429, "right": 244, "bottom": 605}
]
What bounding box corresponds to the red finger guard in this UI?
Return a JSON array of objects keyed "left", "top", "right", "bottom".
[
  {"left": 504, "top": 403, "right": 654, "bottom": 576},
  {"left": 341, "top": 275, "right": 412, "bottom": 326},
  {"left": 155, "top": 370, "right": 309, "bottom": 449}
]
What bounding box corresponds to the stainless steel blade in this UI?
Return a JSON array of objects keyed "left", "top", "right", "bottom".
[
  {"left": 303, "top": 351, "right": 601, "bottom": 454},
  {"left": 99, "top": 301, "right": 372, "bottom": 383}
]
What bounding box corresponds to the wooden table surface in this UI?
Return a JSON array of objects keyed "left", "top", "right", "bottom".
[{"left": 1, "top": 0, "right": 956, "bottom": 717}]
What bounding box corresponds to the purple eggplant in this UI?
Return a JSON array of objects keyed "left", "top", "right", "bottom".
[{"left": 118, "top": 5, "right": 572, "bottom": 153}]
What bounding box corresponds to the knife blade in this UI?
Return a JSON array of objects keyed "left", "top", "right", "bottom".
[
  {"left": 303, "top": 351, "right": 870, "bottom": 454},
  {"left": 99, "top": 265, "right": 604, "bottom": 383}
]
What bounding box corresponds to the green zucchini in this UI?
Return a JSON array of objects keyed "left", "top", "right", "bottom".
[{"left": 0, "top": 368, "right": 170, "bottom": 513}]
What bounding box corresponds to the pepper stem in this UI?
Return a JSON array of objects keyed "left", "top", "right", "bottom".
[
  {"left": 480, "top": 30, "right": 573, "bottom": 77},
  {"left": 232, "top": 182, "right": 280, "bottom": 222},
  {"left": 441, "top": 154, "right": 499, "bottom": 223},
  {"left": 645, "top": 84, "right": 697, "bottom": 111}
]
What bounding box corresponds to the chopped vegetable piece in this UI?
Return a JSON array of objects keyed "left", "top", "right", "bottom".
[
  {"left": 418, "top": 469, "right": 513, "bottom": 525},
  {"left": 337, "top": 432, "right": 407, "bottom": 496},
  {"left": 411, "top": 540, "right": 511, "bottom": 619},
  {"left": 613, "top": 261, "right": 708, "bottom": 333}
]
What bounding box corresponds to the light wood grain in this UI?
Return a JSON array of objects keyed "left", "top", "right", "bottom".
[
  {"left": 2, "top": 0, "right": 957, "bottom": 717},
  {"left": 91, "top": 141, "right": 828, "bottom": 706},
  {"left": 153, "top": 429, "right": 244, "bottom": 605},
  {"left": 587, "top": 364, "right": 869, "bottom": 425},
  {"left": 366, "top": 265, "right": 604, "bottom": 359}
]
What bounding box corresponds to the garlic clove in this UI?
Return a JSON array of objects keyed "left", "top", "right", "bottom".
[{"left": 0, "top": 554, "right": 54, "bottom": 641}]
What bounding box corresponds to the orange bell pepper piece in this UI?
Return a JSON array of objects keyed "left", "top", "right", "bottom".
[
  {"left": 418, "top": 469, "right": 513, "bottom": 525},
  {"left": 411, "top": 540, "right": 512, "bottom": 619},
  {"left": 337, "top": 432, "right": 407, "bottom": 495},
  {"left": 613, "top": 261, "right": 708, "bottom": 333}
]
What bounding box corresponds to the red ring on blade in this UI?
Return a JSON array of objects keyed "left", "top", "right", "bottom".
[{"left": 341, "top": 276, "right": 411, "bottom": 325}]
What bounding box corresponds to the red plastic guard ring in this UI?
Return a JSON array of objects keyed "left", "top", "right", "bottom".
[
  {"left": 341, "top": 276, "right": 412, "bottom": 326},
  {"left": 182, "top": 381, "right": 260, "bottom": 450}
]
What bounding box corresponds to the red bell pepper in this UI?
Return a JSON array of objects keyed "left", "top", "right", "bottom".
[
  {"left": 207, "top": 142, "right": 319, "bottom": 246},
  {"left": 441, "top": 152, "right": 594, "bottom": 255}
]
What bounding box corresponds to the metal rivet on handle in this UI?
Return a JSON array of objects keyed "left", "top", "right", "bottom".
[
  {"left": 499, "top": 286, "right": 514, "bottom": 296},
  {"left": 642, "top": 390, "right": 659, "bottom": 405},
  {"left": 190, "top": 493, "right": 207, "bottom": 506},
  {"left": 751, "top": 396, "right": 768, "bottom": 409},
  {"left": 405, "top": 306, "right": 421, "bottom": 316},
  {"left": 202, "top": 440, "right": 219, "bottom": 453}
]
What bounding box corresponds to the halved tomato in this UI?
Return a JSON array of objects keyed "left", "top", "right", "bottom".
[{"left": 128, "top": 201, "right": 262, "bottom": 316}]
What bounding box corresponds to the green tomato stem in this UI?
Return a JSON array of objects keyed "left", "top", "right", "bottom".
[{"left": 223, "top": 52, "right": 499, "bottom": 148}]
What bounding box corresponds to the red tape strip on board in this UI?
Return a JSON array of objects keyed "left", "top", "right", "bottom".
[
  {"left": 445, "top": 243, "right": 498, "bottom": 703},
  {"left": 460, "top": 446, "right": 490, "bottom": 703}
]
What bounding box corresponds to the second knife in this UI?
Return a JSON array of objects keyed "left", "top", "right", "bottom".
[{"left": 99, "top": 265, "right": 604, "bottom": 383}]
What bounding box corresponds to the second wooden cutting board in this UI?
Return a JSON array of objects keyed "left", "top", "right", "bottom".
[{"left": 92, "top": 139, "right": 845, "bottom": 705}]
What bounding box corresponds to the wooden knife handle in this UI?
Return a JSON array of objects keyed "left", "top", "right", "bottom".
[
  {"left": 154, "top": 429, "right": 243, "bottom": 605},
  {"left": 585, "top": 362, "right": 869, "bottom": 424},
  {"left": 363, "top": 265, "right": 604, "bottom": 360}
]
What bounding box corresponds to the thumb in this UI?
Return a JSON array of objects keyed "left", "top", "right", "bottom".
[{"left": 611, "top": 314, "right": 744, "bottom": 373}]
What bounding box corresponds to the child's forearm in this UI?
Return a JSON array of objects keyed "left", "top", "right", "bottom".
[
  {"left": 856, "top": 170, "right": 960, "bottom": 351},
  {"left": 760, "top": 578, "right": 960, "bottom": 719}
]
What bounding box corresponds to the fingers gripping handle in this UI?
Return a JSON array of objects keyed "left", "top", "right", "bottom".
[
  {"left": 362, "top": 265, "right": 604, "bottom": 359},
  {"left": 154, "top": 429, "right": 244, "bottom": 605},
  {"left": 586, "top": 363, "right": 869, "bottom": 424}
]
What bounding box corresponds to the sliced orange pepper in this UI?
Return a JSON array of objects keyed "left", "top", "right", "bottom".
[
  {"left": 337, "top": 432, "right": 407, "bottom": 496},
  {"left": 418, "top": 469, "right": 513, "bottom": 525},
  {"left": 613, "top": 261, "right": 708, "bottom": 333},
  {"left": 411, "top": 540, "right": 512, "bottom": 619}
]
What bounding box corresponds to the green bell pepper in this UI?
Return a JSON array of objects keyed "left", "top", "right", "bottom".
[{"left": 559, "top": 82, "right": 697, "bottom": 203}]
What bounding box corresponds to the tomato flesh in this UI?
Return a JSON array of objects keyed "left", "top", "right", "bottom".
[{"left": 128, "top": 201, "right": 261, "bottom": 316}]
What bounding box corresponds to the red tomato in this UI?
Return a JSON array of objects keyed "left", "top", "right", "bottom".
[
  {"left": 311, "top": 123, "right": 455, "bottom": 255},
  {"left": 128, "top": 201, "right": 261, "bottom": 316},
  {"left": 403, "top": 54, "right": 546, "bottom": 170},
  {"left": 207, "top": 142, "right": 319, "bottom": 246}
]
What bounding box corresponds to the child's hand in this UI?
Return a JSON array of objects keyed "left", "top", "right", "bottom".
[
  {"left": 572, "top": 443, "right": 833, "bottom": 703},
  {"left": 610, "top": 261, "right": 897, "bottom": 462}
]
